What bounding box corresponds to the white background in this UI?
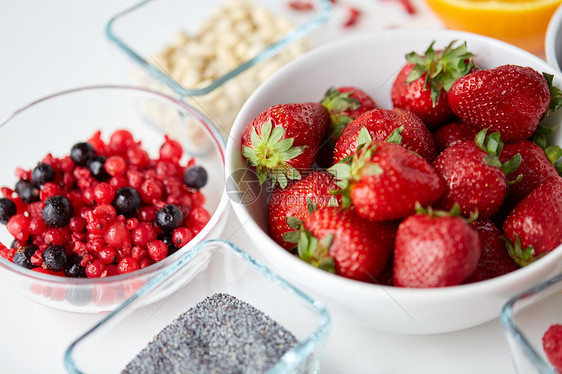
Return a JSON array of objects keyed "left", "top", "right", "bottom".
[{"left": 0, "top": 0, "right": 547, "bottom": 372}]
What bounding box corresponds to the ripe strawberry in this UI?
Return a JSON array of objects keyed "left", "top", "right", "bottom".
[
  {"left": 499, "top": 140, "right": 561, "bottom": 206},
  {"left": 432, "top": 119, "right": 479, "bottom": 154},
  {"left": 432, "top": 130, "right": 521, "bottom": 219},
  {"left": 391, "top": 40, "right": 474, "bottom": 130},
  {"left": 543, "top": 324, "right": 562, "bottom": 372},
  {"left": 241, "top": 102, "right": 329, "bottom": 188},
  {"left": 333, "top": 108, "right": 436, "bottom": 164},
  {"left": 464, "top": 219, "right": 519, "bottom": 283},
  {"left": 448, "top": 65, "right": 552, "bottom": 142},
  {"left": 317, "top": 86, "right": 376, "bottom": 167},
  {"left": 286, "top": 206, "right": 395, "bottom": 282},
  {"left": 268, "top": 171, "right": 339, "bottom": 250},
  {"left": 503, "top": 176, "right": 562, "bottom": 265},
  {"left": 329, "top": 135, "right": 444, "bottom": 222},
  {"left": 393, "top": 205, "right": 481, "bottom": 288},
  {"left": 321, "top": 86, "right": 377, "bottom": 137}
]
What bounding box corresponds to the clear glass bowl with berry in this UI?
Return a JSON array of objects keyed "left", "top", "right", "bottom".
[
  {"left": 501, "top": 273, "right": 562, "bottom": 373},
  {"left": 64, "top": 239, "right": 331, "bottom": 374},
  {"left": 0, "top": 85, "right": 229, "bottom": 313},
  {"left": 105, "top": 0, "right": 333, "bottom": 137}
]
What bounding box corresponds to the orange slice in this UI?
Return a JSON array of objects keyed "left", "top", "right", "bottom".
[{"left": 424, "top": 0, "right": 562, "bottom": 55}]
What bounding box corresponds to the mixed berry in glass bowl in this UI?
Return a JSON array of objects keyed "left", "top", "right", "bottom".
[
  {"left": 0, "top": 86, "right": 228, "bottom": 313},
  {"left": 0, "top": 129, "right": 211, "bottom": 279}
]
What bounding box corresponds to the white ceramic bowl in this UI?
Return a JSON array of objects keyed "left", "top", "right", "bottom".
[
  {"left": 225, "top": 29, "right": 562, "bottom": 334},
  {"left": 546, "top": 4, "right": 562, "bottom": 71}
]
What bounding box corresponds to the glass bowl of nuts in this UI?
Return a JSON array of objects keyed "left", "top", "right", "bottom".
[
  {"left": 0, "top": 85, "right": 230, "bottom": 313},
  {"left": 105, "top": 0, "right": 333, "bottom": 138},
  {"left": 64, "top": 239, "right": 331, "bottom": 374}
]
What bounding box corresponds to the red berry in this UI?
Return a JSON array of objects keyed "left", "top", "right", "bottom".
[
  {"left": 172, "top": 227, "right": 193, "bottom": 247},
  {"left": 147, "top": 240, "right": 168, "bottom": 262},
  {"left": 543, "top": 324, "right": 562, "bottom": 371},
  {"left": 93, "top": 182, "right": 115, "bottom": 205},
  {"left": 7, "top": 214, "right": 31, "bottom": 242},
  {"left": 85, "top": 259, "right": 107, "bottom": 278},
  {"left": 104, "top": 221, "right": 130, "bottom": 249},
  {"left": 117, "top": 257, "right": 139, "bottom": 274},
  {"left": 104, "top": 156, "right": 127, "bottom": 177},
  {"left": 159, "top": 135, "right": 183, "bottom": 163}
]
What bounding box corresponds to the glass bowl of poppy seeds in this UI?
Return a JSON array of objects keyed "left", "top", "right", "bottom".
[
  {"left": 0, "top": 85, "right": 229, "bottom": 313},
  {"left": 64, "top": 239, "right": 331, "bottom": 374}
]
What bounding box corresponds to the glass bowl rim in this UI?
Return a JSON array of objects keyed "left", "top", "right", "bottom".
[
  {"left": 0, "top": 84, "right": 230, "bottom": 286},
  {"left": 63, "top": 238, "right": 332, "bottom": 374},
  {"left": 105, "top": 0, "right": 334, "bottom": 97}
]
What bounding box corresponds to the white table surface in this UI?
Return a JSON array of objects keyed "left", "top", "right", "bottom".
[{"left": 0, "top": 0, "right": 547, "bottom": 373}]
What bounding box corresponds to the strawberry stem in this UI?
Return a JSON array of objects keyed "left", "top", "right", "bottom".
[
  {"left": 405, "top": 40, "right": 474, "bottom": 106},
  {"left": 242, "top": 120, "right": 305, "bottom": 189},
  {"left": 321, "top": 88, "right": 360, "bottom": 138},
  {"left": 504, "top": 233, "right": 538, "bottom": 267}
]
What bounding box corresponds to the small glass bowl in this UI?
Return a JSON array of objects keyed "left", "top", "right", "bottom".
[
  {"left": 105, "top": 0, "right": 333, "bottom": 137},
  {"left": 0, "top": 85, "right": 230, "bottom": 313},
  {"left": 64, "top": 239, "right": 331, "bottom": 374},
  {"left": 501, "top": 273, "right": 562, "bottom": 373}
]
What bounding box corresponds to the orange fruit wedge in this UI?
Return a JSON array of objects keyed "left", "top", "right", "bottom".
[{"left": 424, "top": 0, "right": 562, "bottom": 55}]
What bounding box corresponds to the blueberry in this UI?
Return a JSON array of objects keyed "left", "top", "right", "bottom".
[
  {"left": 155, "top": 204, "right": 183, "bottom": 232},
  {"left": 157, "top": 232, "right": 178, "bottom": 254},
  {"left": 64, "top": 255, "right": 86, "bottom": 278},
  {"left": 42, "top": 195, "right": 73, "bottom": 227},
  {"left": 0, "top": 198, "right": 17, "bottom": 224},
  {"left": 12, "top": 245, "right": 38, "bottom": 269},
  {"left": 15, "top": 180, "right": 40, "bottom": 204},
  {"left": 42, "top": 245, "right": 67, "bottom": 271},
  {"left": 70, "top": 142, "right": 96, "bottom": 167},
  {"left": 112, "top": 187, "right": 142, "bottom": 217},
  {"left": 87, "top": 155, "right": 109, "bottom": 181},
  {"left": 31, "top": 163, "right": 56, "bottom": 185},
  {"left": 183, "top": 165, "right": 208, "bottom": 189}
]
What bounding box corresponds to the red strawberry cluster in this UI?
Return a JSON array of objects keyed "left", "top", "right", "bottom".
[
  {"left": 241, "top": 39, "right": 562, "bottom": 288},
  {"left": 0, "top": 130, "right": 210, "bottom": 278}
]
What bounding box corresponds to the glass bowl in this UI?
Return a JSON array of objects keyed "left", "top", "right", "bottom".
[
  {"left": 501, "top": 273, "right": 562, "bottom": 374},
  {"left": 0, "top": 85, "right": 230, "bottom": 313},
  {"left": 225, "top": 29, "right": 562, "bottom": 334},
  {"left": 64, "top": 239, "right": 331, "bottom": 374},
  {"left": 105, "top": 0, "right": 333, "bottom": 137}
]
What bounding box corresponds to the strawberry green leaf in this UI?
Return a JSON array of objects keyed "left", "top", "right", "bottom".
[
  {"left": 363, "top": 163, "right": 383, "bottom": 176},
  {"left": 327, "top": 196, "right": 339, "bottom": 207},
  {"left": 405, "top": 39, "right": 475, "bottom": 106},
  {"left": 321, "top": 88, "right": 360, "bottom": 138},
  {"left": 544, "top": 72, "right": 562, "bottom": 114},
  {"left": 484, "top": 131, "right": 501, "bottom": 155},
  {"left": 285, "top": 216, "right": 303, "bottom": 230},
  {"left": 283, "top": 230, "right": 300, "bottom": 244},
  {"left": 385, "top": 126, "right": 403, "bottom": 145},
  {"left": 242, "top": 120, "right": 306, "bottom": 189},
  {"left": 297, "top": 229, "right": 335, "bottom": 273},
  {"left": 474, "top": 128, "right": 488, "bottom": 151},
  {"left": 306, "top": 197, "right": 319, "bottom": 214},
  {"left": 532, "top": 125, "right": 554, "bottom": 149},
  {"left": 504, "top": 233, "right": 537, "bottom": 267},
  {"left": 555, "top": 161, "right": 562, "bottom": 176},
  {"left": 501, "top": 153, "right": 522, "bottom": 175},
  {"left": 545, "top": 145, "right": 562, "bottom": 165},
  {"left": 483, "top": 154, "right": 502, "bottom": 168},
  {"left": 357, "top": 126, "right": 373, "bottom": 148},
  {"left": 328, "top": 162, "right": 352, "bottom": 189}
]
